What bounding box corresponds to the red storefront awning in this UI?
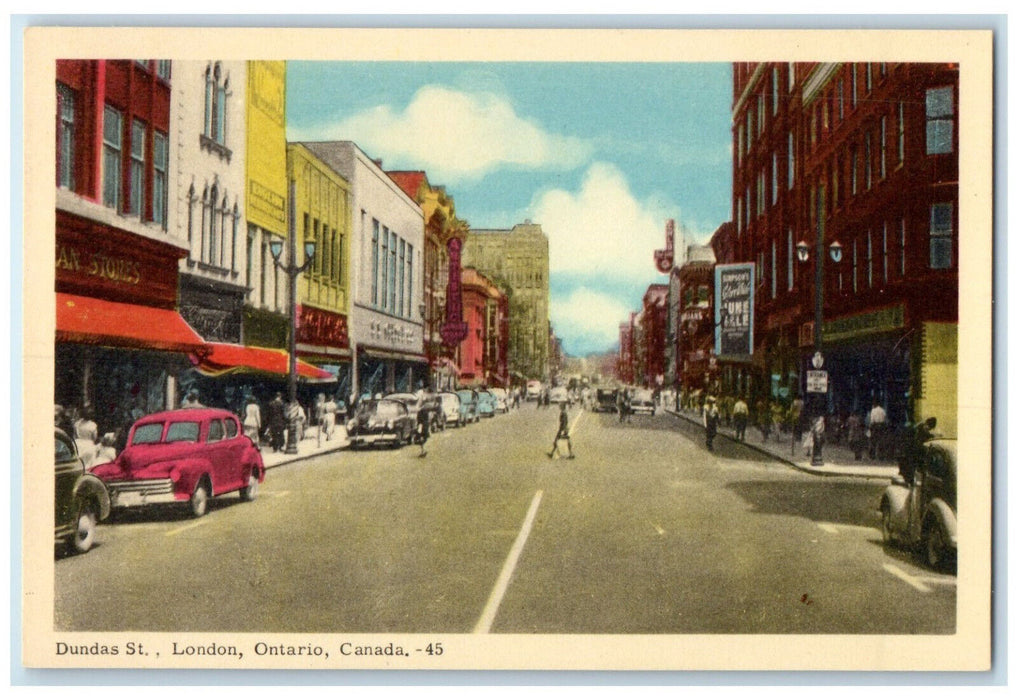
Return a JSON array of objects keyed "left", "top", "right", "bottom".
[
  {"left": 56, "top": 293, "right": 206, "bottom": 353},
  {"left": 192, "top": 342, "right": 335, "bottom": 382}
]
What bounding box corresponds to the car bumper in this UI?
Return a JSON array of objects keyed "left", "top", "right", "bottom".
[
  {"left": 105, "top": 478, "right": 179, "bottom": 508},
  {"left": 349, "top": 432, "right": 400, "bottom": 445}
]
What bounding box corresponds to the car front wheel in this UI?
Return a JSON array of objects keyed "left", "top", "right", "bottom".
[
  {"left": 71, "top": 503, "right": 98, "bottom": 554},
  {"left": 240, "top": 471, "right": 259, "bottom": 501},
  {"left": 189, "top": 481, "right": 210, "bottom": 518},
  {"left": 923, "top": 519, "right": 952, "bottom": 571}
]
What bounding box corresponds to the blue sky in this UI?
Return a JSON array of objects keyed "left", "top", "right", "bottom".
[{"left": 286, "top": 61, "right": 733, "bottom": 357}]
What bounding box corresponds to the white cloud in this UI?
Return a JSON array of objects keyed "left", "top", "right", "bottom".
[
  {"left": 289, "top": 85, "right": 592, "bottom": 183},
  {"left": 551, "top": 287, "right": 630, "bottom": 354},
  {"left": 531, "top": 162, "right": 678, "bottom": 280}
]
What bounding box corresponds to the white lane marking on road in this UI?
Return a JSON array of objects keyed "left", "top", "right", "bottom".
[
  {"left": 882, "top": 563, "right": 932, "bottom": 593},
  {"left": 570, "top": 410, "right": 584, "bottom": 434},
  {"left": 474, "top": 490, "right": 544, "bottom": 634},
  {"left": 272, "top": 490, "right": 290, "bottom": 498},
  {"left": 650, "top": 520, "right": 666, "bottom": 536},
  {"left": 817, "top": 523, "right": 839, "bottom": 534},
  {"left": 166, "top": 521, "right": 208, "bottom": 537}
]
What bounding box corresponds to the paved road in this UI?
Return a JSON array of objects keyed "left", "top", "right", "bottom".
[{"left": 55, "top": 402, "right": 956, "bottom": 634}]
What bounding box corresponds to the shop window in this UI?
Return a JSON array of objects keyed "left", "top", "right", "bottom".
[
  {"left": 102, "top": 104, "right": 123, "bottom": 210},
  {"left": 926, "top": 86, "right": 955, "bottom": 155},
  {"left": 930, "top": 202, "right": 954, "bottom": 269},
  {"left": 56, "top": 82, "right": 76, "bottom": 190}
]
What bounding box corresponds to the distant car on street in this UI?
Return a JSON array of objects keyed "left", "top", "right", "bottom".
[
  {"left": 488, "top": 387, "right": 510, "bottom": 413},
  {"left": 90, "top": 408, "right": 265, "bottom": 518},
  {"left": 526, "top": 380, "right": 543, "bottom": 401},
  {"left": 476, "top": 390, "right": 498, "bottom": 418},
  {"left": 595, "top": 388, "right": 619, "bottom": 413},
  {"left": 549, "top": 385, "right": 570, "bottom": 406},
  {"left": 630, "top": 389, "right": 656, "bottom": 415},
  {"left": 55, "top": 428, "right": 111, "bottom": 555},
  {"left": 456, "top": 389, "right": 480, "bottom": 423},
  {"left": 348, "top": 398, "right": 417, "bottom": 448},
  {"left": 437, "top": 391, "right": 463, "bottom": 428},
  {"left": 879, "top": 438, "right": 957, "bottom": 571}
]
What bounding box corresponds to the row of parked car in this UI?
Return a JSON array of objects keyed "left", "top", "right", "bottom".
[{"left": 347, "top": 387, "right": 511, "bottom": 448}]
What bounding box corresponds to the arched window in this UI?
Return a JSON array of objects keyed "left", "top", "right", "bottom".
[
  {"left": 208, "top": 184, "right": 219, "bottom": 266},
  {"left": 203, "top": 62, "right": 229, "bottom": 149},
  {"left": 231, "top": 203, "right": 240, "bottom": 273},
  {"left": 200, "top": 185, "right": 209, "bottom": 263},
  {"left": 186, "top": 184, "right": 196, "bottom": 257}
]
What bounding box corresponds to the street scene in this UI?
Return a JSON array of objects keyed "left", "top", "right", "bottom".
[
  {"left": 55, "top": 400, "right": 955, "bottom": 635},
  {"left": 45, "top": 50, "right": 967, "bottom": 649}
]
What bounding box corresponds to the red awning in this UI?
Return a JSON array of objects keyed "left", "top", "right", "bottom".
[
  {"left": 193, "top": 342, "right": 335, "bottom": 382},
  {"left": 56, "top": 293, "right": 206, "bottom": 354}
]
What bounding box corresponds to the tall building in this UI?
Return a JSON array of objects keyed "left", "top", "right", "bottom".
[
  {"left": 677, "top": 245, "right": 718, "bottom": 394},
  {"left": 461, "top": 220, "right": 550, "bottom": 382},
  {"left": 640, "top": 284, "right": 669, "bottom": 388},
  {"left": 299, "top": 142, "right": 426, "bottom": 397},
  {"left": 55, "top": 59, "right": 202, "bottom": 436},
  {"left": 287, "top": 143, "right": 353, "bottom": 385},
  {"left": 458, "top": 268, "right": 508, "bottom": 387},
  {"left": 173, "top": 61, "right": 248, "bottom": 348},
  {"left": 730, "top": 62, "right": 959, "bottom": 434},
  {"left": 386, "top": 170, "right": 468, "bottom": 391}
]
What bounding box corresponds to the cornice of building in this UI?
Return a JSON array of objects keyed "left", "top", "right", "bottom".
[
  {"left": 802, "top": 62, "right": 841, "bottom": 107},
  {"left": 732, "top": 63, "right": 768, "bottom": 117}
]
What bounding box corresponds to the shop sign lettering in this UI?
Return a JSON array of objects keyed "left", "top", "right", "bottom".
[
  {"left": 56, "top": 245, "right": 141, "bottom": 285},
  {"left": 714, "top": 263, "right": 754, "bottom": 356}
]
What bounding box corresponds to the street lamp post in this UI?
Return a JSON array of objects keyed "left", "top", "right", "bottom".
[
  {"left": 795, "top": 188, "right": 842, "bottom": 466},
  {"left": 269, "top": 180, "right": 316, "bottom": 455}
]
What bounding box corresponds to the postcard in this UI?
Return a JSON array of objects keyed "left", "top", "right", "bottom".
[{"left": 21, "top": 25, "right": 993, "bottom": 672}]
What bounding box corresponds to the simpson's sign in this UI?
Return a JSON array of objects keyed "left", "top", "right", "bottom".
[{"left": 714, "top": 263, "right": 754, "bottom": 357}]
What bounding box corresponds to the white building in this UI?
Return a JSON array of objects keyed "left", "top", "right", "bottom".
[
  {"left": 299, "top": 141, "right": 425, "bottom": 397},
  {"left": 170, "top": 60, "right": 249, "bottom": 345}
]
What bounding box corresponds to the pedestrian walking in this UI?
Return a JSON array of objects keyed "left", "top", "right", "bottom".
[
  {"left": 416, "top": 401, "right": 431, "bottom": 457},
  {"left": 733, "top": 396, "right": 749, "bottom": 441},
  {"left": 703, "top": 396, "right": 720, "bottom": 451},
  {"left": 867, "top": 399, "right": 888, "bottom": 459},
  {"left": 616, "top": 390, "right": 626, "bottom": 422},
  {"left": 267, "top": 392, "right": 286, "bottom": 452},
  {"left": 323, "top": 394, "right": 338, "bottom": 440},
  {"left": 548, "top": 402, "right": 575, "bottom": 459},
  {"left": 242, "top": 394, "right": 262, "bottom": 446}
]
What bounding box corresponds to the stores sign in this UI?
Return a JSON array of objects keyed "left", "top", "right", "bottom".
[{"left": 714, "top": 263, "right": 754, "bottom": 356}]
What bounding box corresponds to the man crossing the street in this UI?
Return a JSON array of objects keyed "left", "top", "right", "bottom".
[{"left": 548, "top": 401, "right": 575, "bottom": 459}]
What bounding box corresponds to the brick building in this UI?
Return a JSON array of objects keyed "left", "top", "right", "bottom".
[{"left": 729, "top": 62, "right": 959, "bottom": 434}]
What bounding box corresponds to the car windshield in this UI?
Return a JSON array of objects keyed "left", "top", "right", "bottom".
[
  {"left": 165, "top": 421, "right": 200, "bottom": 443},
  {"left": 374, "top": 401, "right": 402, "bottom": 418},
  {"left": 457, "top": 392, "right": 473, "bottom": 401},
  {"left": 131, "top": 423, "right": 165, "bottom": 444},
  {"left": 441, "top": 395, "right": 458, "bottom": 406}
]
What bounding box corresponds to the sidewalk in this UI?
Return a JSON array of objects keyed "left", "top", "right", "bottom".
[
  {"left": 258, "top": 426, "right": 350, "bottom": 470},
  {"left": 666, "top": 407, "right": 899, "bottom": 479}
]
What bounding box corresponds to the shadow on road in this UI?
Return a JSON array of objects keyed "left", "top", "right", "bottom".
[
  {"left": 726, "top": 478, "right": 886, "bottom": 529},
  {"left": 104, "top": 497, "right": 242, "bottom": 525}
]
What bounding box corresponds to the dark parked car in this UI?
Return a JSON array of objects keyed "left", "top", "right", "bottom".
[
  {"left": 348, "top": 398, "right": 417, "bottom": 448},
  {"left": 55, "top": 428, "right": 111, "bottom": 554},
  {"left": 879, "top": 438, "right": 957, "bottom": 571},
  {"left": 90, "top": 408, "right": 265, "bottom": 518},
  {"left": 595, "top": 388, "right": 618, "bottom": 413}
]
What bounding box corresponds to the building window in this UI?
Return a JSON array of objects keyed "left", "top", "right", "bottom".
[
  {"left": 770, "top": 240, "right": 777, "bottom": 299},
  {"left": 206, "top": 185, "right": 219, "bottom": 266},
  {"left": 930, "top": 202, "right": 954, "bottom": 269},
  {"left": 246, "top": 225, "right": 255, "bottom": 289},
  {"left": 896, "top": 102, "right": 905, "bottom": 167},
  {"left": 838, "top": 78, "right": 844, "bottom": 121},
  {"left": 882, "top": 221, "right": 889, "bottom": 283},
  {"left": 787, "top": 131, "right": 794, "bottom": 189},
  {"left": 880, "top": 116, "right": 887, "bottom": 180},
  {"left": 398, "top": 238, "right": 406, "bottom": 317},
  {"left": 127, "top": 119, "right": 146, "bottom": 217},
  {"left": 56, "top": 83, "right": 76, "bottom": 189},
  {"left": 772, "top": 67, "right": 779, "bottom": 114},
  {"left": 900, "top": 218, "right": 907, "bottom": 278},
  {"left": 772, "top": 153, "right": 778, "bottom": 204},
  {"left": 406, "top": 244, "right": 413, "bottom": 318},
  {"left": 337, "top": 231, "right": 344, "bottom": 285},
  {"left": 926, "top": 86, "right": 955, "bottom": 155},
  {"left": 380, "top": 226, "right": 389, "bottom": 310},
  {"left": 865, "top": 131, "right": 872, "bottom": 190},
  {"left": 852, "top": 239, "right": 858, "bottom": 293},
  {"left": 867, "top": 230, "right": 873, "bottom": 288},
  {"left": 153, "top": 131, "right": 168, "bottom": 228},
  {"left": 186, "top": 184, "right": 196, "bottom": 256},
  {"left": 851, "top": 146, "right": 858, "bottom": 195},
  {"left": 851, "top": 65, "right": 857, "bottom": 107},
  {"left": 102, "top": 105, "right": 123, "bottom": 210},
  {"left": 371, "top": 219, "right": 380, "bottom": 306},
  {"left": 787, "top": 229, "right": 794, "bottom": 291},
  {"left": 231, "top": 204, "right": 239, "bottom": 273},
  {"left": 204, "top": 63, "right": 229, "bottom": 147},
  {"left": 312, "top": 218, "right": 321, "bottom": 276},
  {"left": 788, "top": 62, "right": 795, "bottom": 90},
  {"left": 747, "top": 107, "right": 753, "bottom": 150},
  {"left": 156, "top": 60, "right": 171, "bottom": 80},
  {"left": 389, "top": 231, "right": 398, "bottom": 311},
  {"left": 260, "top": 236, "right": 268, "bottom": 307},
  {"left": 866, "top": 63, "right": 873, "bottom": 92}
]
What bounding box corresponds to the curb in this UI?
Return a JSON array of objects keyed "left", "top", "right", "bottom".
[
  {"left": 664, "top": 408, "right": 897, "bottom": 480},
  {"left": 260, "top": 441, "right": 350, "bottom": 471}
]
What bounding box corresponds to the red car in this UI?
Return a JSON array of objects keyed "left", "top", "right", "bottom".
[{"left": 90, "top": 408, "right": 265, "bottom": 518}]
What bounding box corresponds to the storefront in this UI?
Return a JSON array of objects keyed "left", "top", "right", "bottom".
[
  {"left": 55, "top": 211, "right": 203, "bottom": 440},
  {"left": 351, "top": 306, "right": 427, "bottom": 398}
]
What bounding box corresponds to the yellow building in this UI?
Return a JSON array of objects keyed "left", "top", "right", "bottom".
[
  {"left": 244, "top": 60, "right": 289, "bottom": 348},
  {"left": 287, "top": 143, "right": 353, "bottom": 377}
]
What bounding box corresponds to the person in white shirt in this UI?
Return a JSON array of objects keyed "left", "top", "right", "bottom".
[{"left": 867, "top": 400, "right": 888, "bottom": 459}]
